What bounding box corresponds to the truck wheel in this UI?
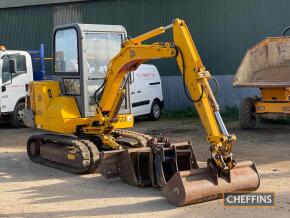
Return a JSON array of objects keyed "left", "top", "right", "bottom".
[
  {"left": 239, "top": 98, "right": 256, "bottom": 130},
  {"left": 10, "top": 102, "right": 26, "bottom": 128},
  {"left": 148, "top": 100, "right": 161, "bottom": 121}
]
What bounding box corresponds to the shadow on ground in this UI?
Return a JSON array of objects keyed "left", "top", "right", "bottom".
[{"left": 0, "top": 152, "right": 176, "bottom": 217}]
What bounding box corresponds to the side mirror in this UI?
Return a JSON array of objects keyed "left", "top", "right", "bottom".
[
  {"left": 9, "top": 59, "right": 17, "bottom": 74},
  {"left": 1, "top": 86, "right": 6, "bottom": 92}
]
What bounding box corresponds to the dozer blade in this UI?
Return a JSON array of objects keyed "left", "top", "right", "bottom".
[{"left": 161, "top": 160, "right": 260, "bottom": 206}]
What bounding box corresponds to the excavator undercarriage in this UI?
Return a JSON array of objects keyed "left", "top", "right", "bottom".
[{"left": 24, "top": 18, "right": 260, "bottom": 206}]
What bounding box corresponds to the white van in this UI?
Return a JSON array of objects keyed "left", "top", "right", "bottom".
[{"left": 130, "top": 64, "right": 164, "bottom": 120}]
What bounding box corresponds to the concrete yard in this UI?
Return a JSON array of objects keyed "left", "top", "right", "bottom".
[{"left": 0, "top": 118, "right": 290, "bottom": 217}]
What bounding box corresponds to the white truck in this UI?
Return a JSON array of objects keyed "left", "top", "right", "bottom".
[{"left": 0, "top": 45, "right": 45, "bottom": 127}]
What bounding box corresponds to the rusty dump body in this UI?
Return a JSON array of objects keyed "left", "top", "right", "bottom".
[
  {"left": 99, "top": 137, "right": 260, "bottom": 206},
  {"left": 233, "top": 37, "right": 290, "bottom": 87}
]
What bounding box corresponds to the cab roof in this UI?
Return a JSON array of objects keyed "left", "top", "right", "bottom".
[{"left": 54, "top": 23, "right": 127, "bottom": 36}]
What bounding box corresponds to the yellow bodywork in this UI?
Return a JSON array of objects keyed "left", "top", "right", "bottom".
[
  {"left": 29, "top": 81, "right": 133, "bottom": 134},
  {"left": 255, "top": 87, "right": 290, "bottom": 114},
  {"left": 256, "top": 101, "right": 290, "bottom": 113},
  {"left": 260, "top": 88, "right": 290, "bottom": 102}
]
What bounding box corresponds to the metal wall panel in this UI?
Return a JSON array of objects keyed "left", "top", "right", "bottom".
[
  {"left": 0, "top": 5, "right": 54, "bottom": 73},
  {"left": 53, "top": 3, "right": 82, "bottom": 26},
  {"left": 81, "top": 0, "right": 290, "bottom": 76},
  {"left": 0, "top": 3, "right": 83, "bottom": 73},
  {"left": 0, "top": 0, "right": 90, "bottom": 9},
  {"left": 0, "top": 0, "right": 288, "bottom": 109},
  {"left": 161, "top": 75, "right": 259, "bottom": 110},
  {"left": 0, "top": 5, "right": 53, "bottom": 52},
  {"left": 1, "top": 0, "right": 290, "bottom": 76}
]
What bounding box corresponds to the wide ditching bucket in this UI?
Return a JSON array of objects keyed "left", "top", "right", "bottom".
[
  {"left": 162, "top": 160, "right": 260, "bottom": 206},
  {"left": 233, "top": 37, "right": 290, "bottom": 87}
]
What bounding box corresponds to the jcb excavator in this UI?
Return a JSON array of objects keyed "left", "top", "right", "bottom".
[{"left": 23, "top": 18, "right": 259, "bottom": 206}]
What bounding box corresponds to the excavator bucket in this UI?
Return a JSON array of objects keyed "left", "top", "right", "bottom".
[
  {"left": 161, "top": 160, "right": 260, "bottom": 206},
  {"left": 233, "top": 37, "right": 290, "bottom": 87},
  {"left": 99, "top": 136, "right": 260, "bottom": 206},
  {"left": 99, "top": 140, "right": 198, "bottom": 188}
]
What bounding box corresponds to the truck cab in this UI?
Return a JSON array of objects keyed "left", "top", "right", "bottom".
[{"left": 0, "top": 47, "right": 33, "bottom": 127}]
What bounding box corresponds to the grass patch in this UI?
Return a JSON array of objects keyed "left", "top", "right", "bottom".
[
  {"left": 161, "top": 108, "right": 198, "bottom": 118},
  {"left": 161, "top": 106, "right": 239, "bottom": 121},
  {"left": 220, "top": 107, "right": 239, "bottom": 121}
]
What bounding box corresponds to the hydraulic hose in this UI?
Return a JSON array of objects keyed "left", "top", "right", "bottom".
[{"left": 175, "top": 46, "right": 204, "bottom": 103}]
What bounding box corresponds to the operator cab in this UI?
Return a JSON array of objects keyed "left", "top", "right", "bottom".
[{"left": 52, "top": 23, "right": 131, "bottom": 117}]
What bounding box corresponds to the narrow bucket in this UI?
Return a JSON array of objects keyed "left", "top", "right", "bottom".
[{"left": 161, "top": 160, "right": 260, "bottom": 206}]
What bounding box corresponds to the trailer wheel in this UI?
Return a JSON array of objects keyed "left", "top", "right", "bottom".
[
  {"left": 239, "top": 98, "right": 256, "bottom": 130},
  {"left": 148, "top": 100, "right": 161, "bottom": 121},
  {"left": 10, "top": 102, "right": 26, "bottom": 128}
]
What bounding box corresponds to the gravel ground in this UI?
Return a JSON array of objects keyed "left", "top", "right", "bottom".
[{"left": 0, "top": 118, "right": 290, "bottom": 218}]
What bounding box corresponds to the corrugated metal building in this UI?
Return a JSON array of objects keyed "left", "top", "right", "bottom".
[{"left": 0, "top": 0, "right": 287, "bottom": 110}]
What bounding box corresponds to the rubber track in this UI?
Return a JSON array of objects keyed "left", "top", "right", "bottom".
[
  {"left": 80, "top": 139, "right": 100, "bottom": 173},
  {"left": 113, "top": 129, "right": 154, "bottom": 147},
  {"left": 27, "top": 134, "right": 98, "bottom": 174}
]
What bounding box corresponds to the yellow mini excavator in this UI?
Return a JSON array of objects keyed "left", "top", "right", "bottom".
[{"left": 23, "top": 19, "right": 260, "bottom": 206}]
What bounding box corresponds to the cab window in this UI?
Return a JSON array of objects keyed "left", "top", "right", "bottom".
[
  {"left": 2, "top": 55, "right": 27, "bottom": 84},
  {"left": 54, "top": 28, "right": 78, "bottom": 74},
  {"left": 84, "top": 32, "right": 122, "bottom": 79}
]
